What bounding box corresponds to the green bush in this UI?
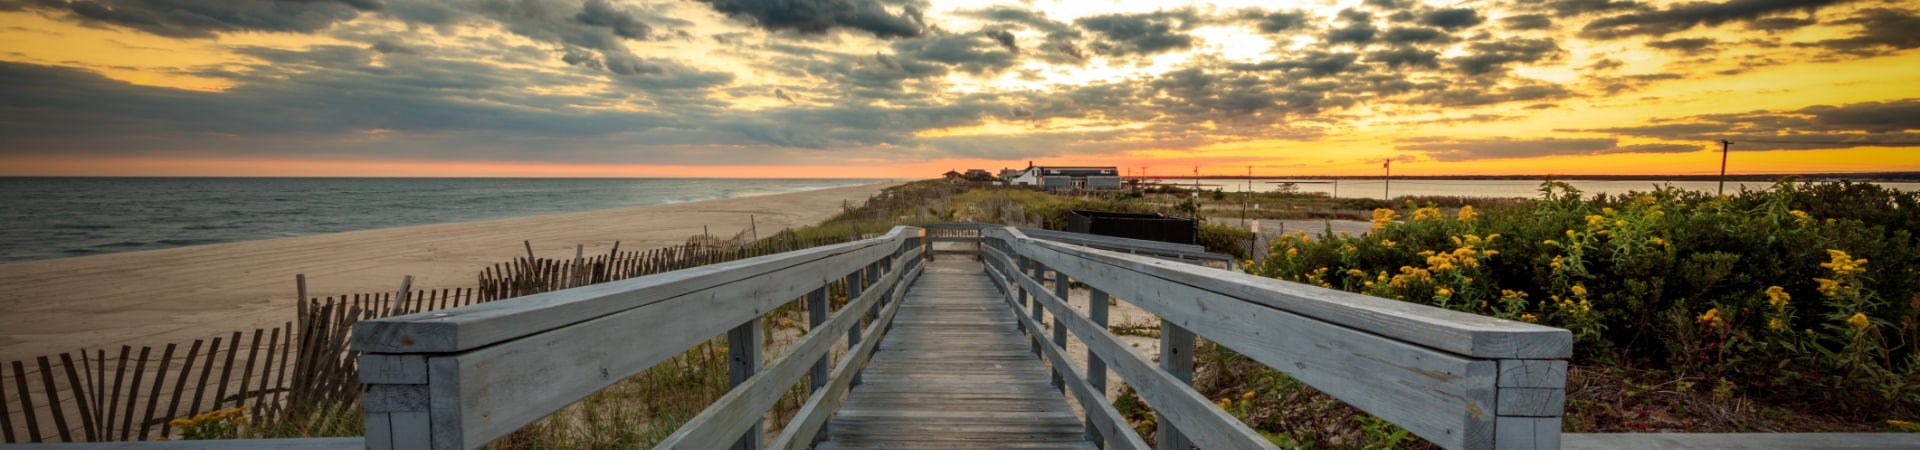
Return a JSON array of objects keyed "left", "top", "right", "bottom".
[
  {"left": 1250, "top": 179, "right": 1920, "bottom": 419},
  {"left": 1199, "top": 221, "right": 1254, "bottom": 260}
]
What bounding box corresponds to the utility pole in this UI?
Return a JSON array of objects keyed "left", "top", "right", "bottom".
[
  {"left": 1383, "top": 159, "right": 1392, "bottom": 201},
  {"left": 1717, "top": 139, "right": 1733, "bottom": 196}
]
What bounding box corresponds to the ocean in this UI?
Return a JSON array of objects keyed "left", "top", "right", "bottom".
[{"left": 0, "top": 178, "right": 884, "bottom": 263}]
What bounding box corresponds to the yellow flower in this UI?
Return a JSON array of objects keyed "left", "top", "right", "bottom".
[
  {"left": 1381, "top": 240, "right": 1396, "bottom": 248},
  {"left": 1457, "top": 205, "right": 1479, "bottom": 221},
  {"left": 1346, "top": 268, "right": 1366, "bottom": 277},
  {"left": 1765, "top": 286, "right": 1789, "bottom": 307},
  {"left": 1242, "top": 390, "right": 1256, "bottom": 401},
  {"left": 1697, "top": 307, "right": 1723, "bottom": 327},
  {"left": 1848, "top": 312, "right": 1871, "bottom": 329},
  {"left": 1768, "top": 318, "right": 1785, "bottom": 331},
  {"left": 1815, "top": 278, "right": 1843, "bottom": 297},
  {"left": 1216, "top": 398, "right": 1232, "bottom": 409},
  {"left": 1435, "top": 287, "right": 1453, "bottom": 297},
  {"left": 1614, "top": 220, "right": 1627, "bottom": 228},
  {"left": 1286, "top": 248, "right": 1299, "bottom": 257},
  {"left": 1543, "top": 239, "right": 1557, "bottom": 246},
  {"left": 1520, "top": 313, "right": 1538, "bottom": 323},
  {"left": 1586, "top": 215, "right": 1605, "bottom": 227},
  {"left": 1569, "top": 284, "right": 1587, "bottom": 297},
  {"left": 1565, "top": 229, "right": 1576, "bottom": 238},
  {"left": 1370, "top": 208, "right": 1398, "bottom": 231}
]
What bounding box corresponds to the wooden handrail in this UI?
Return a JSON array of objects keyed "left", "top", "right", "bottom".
[
  {"left": 352, "top": 226, "right": 925, "bottom": 450},
  {"left": 980, "top": 226, "right": 1571, "bottom": 450}
]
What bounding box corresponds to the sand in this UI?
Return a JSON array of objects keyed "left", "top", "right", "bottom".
[{"left": 0, "top": 181, "right": 907, "bottom": 362}]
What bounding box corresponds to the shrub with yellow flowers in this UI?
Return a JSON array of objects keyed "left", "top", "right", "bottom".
[{"left": 1244, "top": 178, "right": 1920, "bottom": 419}]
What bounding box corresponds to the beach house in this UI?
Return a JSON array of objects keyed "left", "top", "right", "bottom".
[{"left": 1004, "top": 162, "right": 1122, "bottom": 190}]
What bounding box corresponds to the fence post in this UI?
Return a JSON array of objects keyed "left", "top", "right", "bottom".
[
  {"left": 805, "top": 286, "right": 831, "bottom": 444},
  {"left": 727, "top": 315, "right": 763, "bottom": 450},
  {"left": 845, "top": 268, "right": 865, "bottom": 387},
  {"left": 1085, "top": 288, "right": 1110, "bottom": 446},
  {"left": 1049, "top": 269, "right": 1069, "bottom": 392},
  {"left": 1158, "top": 322, "right": 1195, "bottom": 450}
]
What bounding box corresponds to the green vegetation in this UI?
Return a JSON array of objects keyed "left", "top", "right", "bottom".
[{"left": 1250, "top": 179, "right": 1920, "bottom": 431}]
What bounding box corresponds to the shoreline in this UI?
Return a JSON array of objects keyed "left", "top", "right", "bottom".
[{"left": 0, "top": 180, "right": 907, "bottom": 361}]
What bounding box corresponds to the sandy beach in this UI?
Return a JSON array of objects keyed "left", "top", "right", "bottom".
[{"left": 0, "top": 181, "right": 906, "bottom": 362}]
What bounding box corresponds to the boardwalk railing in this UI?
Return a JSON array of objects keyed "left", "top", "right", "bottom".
[
  {"left": 977, "top": 226, "right": 1572, "bottom": 450},
  {"left": 349, "top": 226, "right": 925, "bottom": 450}
]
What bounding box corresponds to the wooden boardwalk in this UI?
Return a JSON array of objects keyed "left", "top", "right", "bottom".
[{"left": 819, "top": 258, "right": 1094, "bottom": 450}]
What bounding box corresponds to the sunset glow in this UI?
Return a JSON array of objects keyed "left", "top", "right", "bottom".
[{"left": 1, "top": 0, "right": 1915, "bottom": 177}]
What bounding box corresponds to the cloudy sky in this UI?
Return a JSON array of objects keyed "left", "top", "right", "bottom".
[{"left": 0, "top": 0, "right": 1915, "bottom": 177}]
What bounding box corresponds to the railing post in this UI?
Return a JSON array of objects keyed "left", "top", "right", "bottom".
[
  {"left": 845, "top": 267, "right": 865, "bottom": 387},
  {"left": 1157, "top": 322, "right": 1195, "bottom": 450},
  {"left": 727, "top": 315, "right": 763, "bottom": 450},
  {"left": 1012, "top": 256, "right": 1030, "bottom": 333},
  {"left": 1494, "top": 359, "right": 1567, "bottom": 449},
  {"left": 1049, "top": 269, "right": 1069, "bottom": 392},
  {"left": 1085, "top": 288, "right": 1110, "bottom": 446},
  {"left": 805, "top": 286, "right": 831, "bottom": 445},
  {"left": 1028, "top": 261, "right": 1046, "bottom": 357},
  {"left": 359, "top": 353, "right": 434, "bottom": 450}
]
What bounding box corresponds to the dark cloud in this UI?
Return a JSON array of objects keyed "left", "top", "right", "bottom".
[
  {"left": 1567, "top": 99, "right": 1920, "bottom": 150},
  {"left": 370, "top": 39, "right": 419, "bottom": 55},
  {"left": 1794, "top": 8, "right": 1920, "bottom": 56},
  {"left": 983, "top": 29, "right": 1018, "bottom": 52},
  {"left": 1234, "top": 8, "right": 1311, "bottom": 34},
  {"left": 1580, "top": 0, "right": 1851, "bottom": 39},
  {"left": 1075, "top": 9, "right": 1206, "bottom": 56},
  {"left": 1530, "top": 0, "right": 1643, "bottom": 16},
  {"left": 1647, "top": 37, "right": 1718, "bottom": 54},
  {"left": 1367, "top": 46, "right": 1440, "bottom": 68},
  {"left": 953, "top": 5, "right": 1075, "bottom": 37},
  {"left": 1419, "top": 8, "right": 1483, "bottom": 30},
  {"left": 575, "top": 0, "right": 651, "bottom": 40},
  {"left": 1451, "top": 38, "right": 1561, "bottom": 75},
  {"left": 1230, "top": 51, "right": 1361, "bottom": 77},
  {"left": 693, "top": 0, "right": 926, "bottom": 39},
  {"left": 774, "top": 88, "right": 795, "bottom": 103},
  {"left": 1381, "top": 27, "right": 1451, "bottom": 44},
  {"left": 889, "top": 32, "right": 1017, "bottom": 75},
  {"left": 1747, "top": 16, "right": 1814, "bottom": 31},
  {"left": 1408, "top": 83, "right": 1573, "bottom": 107},
  {"left": 1501, "top": 14, "right": 1553, "bottom": 30},
  {"left": 1398, "top": 137, "right": 1698, "bottom": 160},
  {"left": 11, "top": 0, "right": 375, "bottom": 39},
  {"left": 1325, "top": 9, "right": 1378, "bottom": 44}
]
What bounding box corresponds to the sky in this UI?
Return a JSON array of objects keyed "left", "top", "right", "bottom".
[{"left": 0, "top": 0, "right": 1916, "bottom": 178}]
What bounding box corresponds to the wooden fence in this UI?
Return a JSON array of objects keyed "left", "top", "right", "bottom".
[
  {"left": 1, "top": 325, "right": 294, "bottom": 443},
  {"left": 477, "top": 230, "right": 864, "bottom": 301}
]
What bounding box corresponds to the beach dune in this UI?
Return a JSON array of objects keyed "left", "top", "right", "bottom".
[{"left": 0, "top": 181, "right": 906, "bottom": 361}]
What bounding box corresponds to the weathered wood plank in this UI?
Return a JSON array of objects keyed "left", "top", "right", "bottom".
[
  {"left": 354, "top": 227, "right": 917, "bottom": 353},
  {"left": 0, "top": 437, "right": 367, "bottom": 449},
  {"left": 1562, "top": 432, "right": 1920, "bottom": 449},
  {"left": 416, "top": 245, "right": 907, "bottom": 449},
  {"left": 770, "top": 278, "right": 909, "bottom": 450},
  {"left": 1009, "top": 270, "right": 1275, "bottom": 450},
  {"left": 1005, "top": 277, "right": 1151, "bottom": 450},
  {"left": 1015, "top": 232, "right": 1569, "bottom": 359},
  {"left": 822, "top": 259, "right": 1096, "bottom": 449},
  {"left": 652, "top": 258, "right": 905, "bottom": 450},
  {"left": 1009, "top": 233, "right": 1502, "bottom": 449}
]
